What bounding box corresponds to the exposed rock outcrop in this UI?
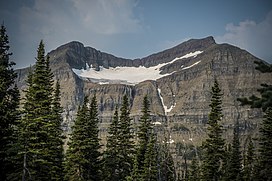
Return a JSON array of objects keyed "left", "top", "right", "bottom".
[{"left": 15, "top": 36, "right": 272, "bottom": 143}]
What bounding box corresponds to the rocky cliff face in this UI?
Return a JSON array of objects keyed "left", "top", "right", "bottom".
[{"left": 15, "top": 36, "right": 272, "bottom": 144}]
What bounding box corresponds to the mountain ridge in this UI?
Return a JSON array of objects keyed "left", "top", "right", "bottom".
[{"left": 15, "top": 36, "right": 272, "bottom": 145}]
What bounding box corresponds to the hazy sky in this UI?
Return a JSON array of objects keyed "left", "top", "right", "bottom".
[{"left": 1, "top": 0, "right": 272, "bottom": 68}]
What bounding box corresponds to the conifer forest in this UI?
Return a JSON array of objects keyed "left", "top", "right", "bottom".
[{"left": 1, "top": 24, "right": 272, "bottom": 181}]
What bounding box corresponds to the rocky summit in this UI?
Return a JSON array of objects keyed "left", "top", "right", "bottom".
[{"left": 15, "top": 36, "right": 272, "bottom": 144}]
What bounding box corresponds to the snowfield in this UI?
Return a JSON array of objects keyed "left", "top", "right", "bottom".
[
  {"left": 72, "top": 51, "right": 203, "bottom": 85},
  {"left": 157, "top": 88, "right": 176, "bottom": 115}
]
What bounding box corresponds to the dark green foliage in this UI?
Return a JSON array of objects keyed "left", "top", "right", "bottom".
[
  {"left": 20, "top": 42, "right": 53, "bottom": 180},
  {"left": 158, "top": 139, "right": 176, "bottom": 181},
  {"left": 224, "top": 122, "right": 243, "bottom": 181},
  {"left": 142, "top": 131, "right": 158, "bottom": 181},
  {"left": 256, "top": 108, "right": 272, "bottom": 180},
  {"left": 87, "top": 95, "right": 102, "bottom": 180},
  {"left": 0, "top": 24, "right": 20, "bottom": 181},
  {"left": 131, "top": 96, "right": 158, "bottom": 180},
  {"left": 201, "top": 79, "right": 225, "bottom": 181},
  {"left": 237, "top": 61, "right": 272, "bottom": 111},
  {"left": 132, "top": 96, "right": 152, "bottom": 179},
  {"left": 104, "top": 95, "right": 134, "bottom": 181},
  {"left": 254, "top": 60, "right": 272, "bottom": 73},
  {"left": 221, "top": 143, "right": 231, "bottom": 180},
  {"left": 50, "top": 81, "right": 65, "bottom": 180},
  {"left": 238, "top": 60, "right": 272, "bottom": 180},
  {"left": 103, "top": 106, "right": 120, "bottom": 181},
  {"left": 243, "top": 137, "right": 255, "bottom": 181},
  {"left": 16, "top": 40, "right": 64, "bottom": 181},
  {"left": 188, "top": 157, "right": 200, "bottom": 181},
  {"left": 117, "top": 94, "right": 135, "bottom": 180},
  {"left": 64, "top": 97, "right": 89, "bottom": 181},
  {"left": 65, "top": 95, "right": 102, "bottom": 181}
]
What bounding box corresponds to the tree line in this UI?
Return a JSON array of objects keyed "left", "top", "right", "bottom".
[{"left": 1, "top": 24, "right": 271, "bottom": 181}]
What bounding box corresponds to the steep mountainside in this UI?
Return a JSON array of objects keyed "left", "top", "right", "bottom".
[{"left": 15, "top": 36, "right": 272, "bottom": 144}]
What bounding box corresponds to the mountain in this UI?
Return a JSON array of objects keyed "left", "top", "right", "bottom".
[{"left": 15, "top": 36, "right": 272, "bottom": 145}]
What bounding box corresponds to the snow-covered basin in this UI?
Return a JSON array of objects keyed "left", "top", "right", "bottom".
[{"left": 72, "top": 51, "right": 203, "bottom": 85}]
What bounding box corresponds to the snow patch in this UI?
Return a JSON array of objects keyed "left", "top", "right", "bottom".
[
  {"left": 152, "top": 121, "right": 162, "bottom": 125},
  {"left": 182, "top": 61, "right": 201, "bottom": 70},
  {"left": 163, "top": 136, "right": 175, "bottom": 144},
  {"left": 166, "top": 103, "right": 176, "bottom": 113},
  {"left": 72, "top": 51, "right": 203, "bottom": 85},
  {"left": 157, "top": 88, "right": 176, "bottom": 115}
]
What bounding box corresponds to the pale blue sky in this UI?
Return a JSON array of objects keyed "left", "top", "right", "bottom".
[{"left": 1, "top": 0, "right": 272, "bottom": 68}]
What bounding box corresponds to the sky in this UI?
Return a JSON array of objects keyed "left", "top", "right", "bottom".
[{"left": 1, "top": 0, "right": 272, "bottom": 68}]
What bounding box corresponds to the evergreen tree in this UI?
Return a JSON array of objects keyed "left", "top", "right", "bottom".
[
  {"left": 117, "top": 94, "right": 134, "bottom": 180},
  {"left": 64, "top": 95, "right": 102, "bottom": 181},
  {"left": 49, "top": 81, "right": 65, "bottom": 180},
  {"left": 131, "top": 96, "right": 158, "bottom": 180},
  {"left": 86, "top": 94, "right": 102, "bottom": 180},
  {"left": 17, "top": 41, "right": 62, "bottom": 180},
  {"left": 224, "top": 122, "right": 243, "bottom": 181},
  {"left": 159, "top": 139, "right": 176, "bottom": 181},
  {"left": 0, "top": 24, "right": 20, "bottom": 181},
  {"left": 243, "top": 137, "right": 255, "bottom": 181},
  {"left": 221, "top": 143, "right": 232, "bottom": 180},
  {"left": 257, "top": 108, "right": 272, "bottom": 180},
  {"left": 238, "top": 61, "right": 272, "bottom": 180},
  {"left": 142, "top": 131, "right": 158, "bottom": 181},
  {"left": 132, "top": 95, "right": 153, "bottom": 179},
  {"left": 64, "top": 97, "right": 88, "bottom": 181},
  {"left": 237, "top": 61, "right": 272, "bottom": 112},
  {"left": 201, "top": 79, "right": 225, "bottom": 181},
  {"left": 103, "top": 106, "right": 120, "bottom": 181},
  {"left": 188, "top": 157, "right": 200, "bottom": 181}
]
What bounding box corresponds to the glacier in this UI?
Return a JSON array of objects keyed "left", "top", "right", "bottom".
[{"left": 72, "top": 51, "right": 203, "bottom": 85}]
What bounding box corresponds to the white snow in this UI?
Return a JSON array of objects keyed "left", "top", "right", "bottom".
[
  {"left": 167, "top": 139, "right": 175, "bottom": 144},
  {"left": 72, "top": 51, "right": 203, "bottom": 85},
  {"left": 157, "top": 88, "right": 166, "bottom": 114},
  {"left": 152, "top": 121, "right": 162, "bottom": 125},
  {"left": 157, "top": 88, "right": 176, "bottom": 115},
  {"left": 166, "top": 103, "right": 176, "bottom": 113},
  {"left": 182, "top": 60, "right": 201, "bottom": 70},
  {"left": 167, "top": 136, "right": 175, "bottom": 144}
]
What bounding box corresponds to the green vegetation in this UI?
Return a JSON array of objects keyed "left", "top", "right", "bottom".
[
  {"left": 0, "top": 24, "right": 271, "bottom": 181},
  {"left": 201, "top": 79, "right": 225, "bottom": 180},
  {"left": 14, "top": 40, "right": 64, "bottom": 180},
  {"left": 64, "top": 95, "right": 101, "bottom": 181},
  {"left": 0, "top": 24, "right": 20, "bottom": 181}
]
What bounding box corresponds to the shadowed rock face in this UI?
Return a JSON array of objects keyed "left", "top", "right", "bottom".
[{"left": 15, "top": 36, "right": 272, "bottom": 142}]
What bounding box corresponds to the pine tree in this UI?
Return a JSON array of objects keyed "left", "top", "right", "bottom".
[
  {"left": 257, "top": 108, "right": 272, "bottom": 180},
  {"left": 132, "top": 95, "right": 153, "bottom": 179},
  {"left": 159, "top": 139, "right": 176, "bottom": 181},
  {"left": 49, "top": 81, "right": 65, "bottom": 180},
  {"left": 237, "top": 61, "right": 272, "bottom": 180},
  {"left": 201, "top": 79, "right": 225, "bottom": 181},
  {"left": 224, "top": 122, "right": 243, "bottom": 180},
  {"left": 64, "top": 95, "right": 102, "bottom": 181},
  {"left": 131, "top": 96, "right": 158, "bottom": 180},
  {"left": 188, "top": 157, "right": 200, "bottom": 181},
  {"left": 0, "top": 24, "right": 20, "bottom": 181},
  {"left": 221, "top": 143, "right": 232, "bottom": 180},
  {"left": 142, "top": 131, "right": 158, "bottom": 181},
  {"left": 103, "top": 106, "right": 120, "bottom": 181},
  {"left": 86, "top": 94, "right": 102, "bottom": 180},
  {"left": 237, "top": 61, "right": 272, "bottom": 112},
  {"left": 243, "top": 137, "right": 255, "bottom": 181},
  {"left": 64, "top": 97, "right": 88, "bottom": 181},
  {"left": 17, "top": 41, "right": 61, "bottom": 180},
  {"left": 11, "top": 41, "right": 64, "bottom": 180},
  {"left": 117, "top": 94, "right": 134, "bottom": 180}
]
